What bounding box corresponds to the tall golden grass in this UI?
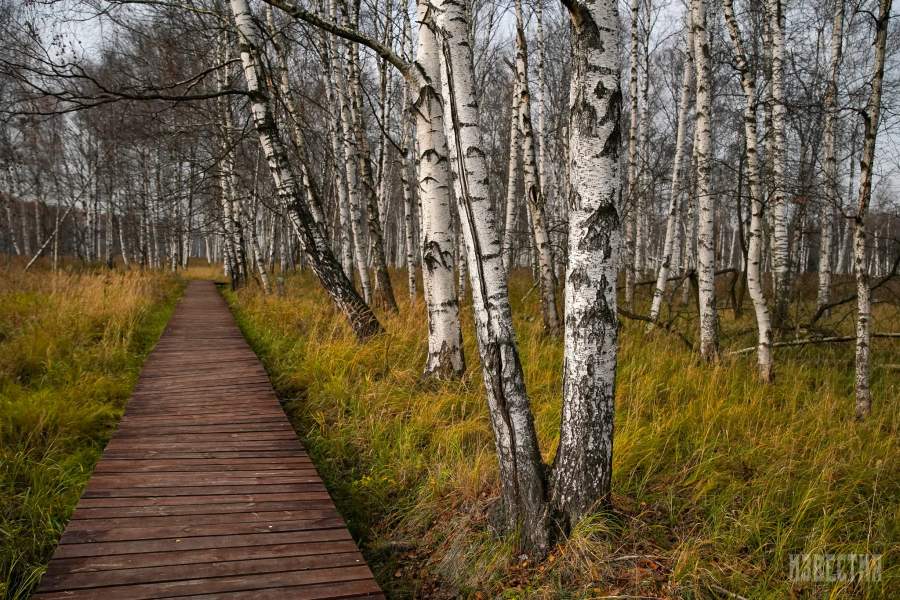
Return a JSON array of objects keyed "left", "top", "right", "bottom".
[
  {"left": 226, "top": 271, "right": 898, "bottom": 598},
  {"left": 0, "top": 264, "right": 181, "bottom": 599}
]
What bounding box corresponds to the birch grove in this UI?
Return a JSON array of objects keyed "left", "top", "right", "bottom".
[{"left": 0, "top": 0, "right": 898, "bottom": 565}]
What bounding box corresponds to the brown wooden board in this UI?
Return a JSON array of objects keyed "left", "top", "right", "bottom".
[{"left": 35, "top": 281, "right": 382, "bottom": 598}]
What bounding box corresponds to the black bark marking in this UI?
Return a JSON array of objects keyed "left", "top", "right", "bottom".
[{"left": 578, "top": 203, "right": 619, "bottom": 259}]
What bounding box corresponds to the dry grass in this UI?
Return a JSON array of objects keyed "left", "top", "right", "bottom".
[
  {"left": 226, "top": 270, "right": 898, "bottom": 599},
  {"left": 0, "top": 262, "right": 182, "bottom": 599}
]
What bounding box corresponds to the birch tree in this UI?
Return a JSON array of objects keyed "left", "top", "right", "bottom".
[
  {"left": 723, "top": 0, "right": 774, "bottom": 381},
  {"left": 515, "top": 0, "right": 561, "bottom": 336},
  {"left": 692, "top": 0, "right": 718, "bottom": 361},
  {"left": 551, "top": 0, "right": 622, "bottom": 531},
  {"left": 258, "top": 0, "right": 468, "bottom": 377},
  {"left": 648, "top": 13, "right": 692, "bottom": 326},
  {"left": 434, "top": 0, "right": 550, "bottom": 553},
  {"left": 766, "top": 0, "right": 791, "bottom": 325},
  {"left": 229, "top": 0, "right": 382, "bottom": 340},
  {"left": 817, "top": 0, "right": 844, "bottom": 312},
  {"left": 624, "top": 0, "right": 640, "bottom": 309},
  {"left": 414, "top": 0, "right": 466, "bottom": 377},
  {"left": 502, "top": 77, "right": 522, "bottom": 272},
  {"left": 852, "top": 0, "right": 891, "bottom": 419}
]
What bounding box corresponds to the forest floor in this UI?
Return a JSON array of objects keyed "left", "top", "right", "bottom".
[
  {"left": 0, "top": 263, "right": 896, "bottom": 599},
  {"left": 0, "top": 262, "right": 182, "bottom": 599},
  {"left": 224, "top": 270, "right": 898, "bottom": 599}
]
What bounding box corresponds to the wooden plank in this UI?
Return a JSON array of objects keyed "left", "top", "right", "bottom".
[
  {"left": 37, "top": 551, "right": 367, "bottom": 591},
  {"left": 171, "top": 581, "right": 385, "bottom": 600},
  {"left": 59, "top": 518, "right": 346, "bottom": 544},
  {"left": 170, "top": 580, "right": 385, "bottom": 600},
  {"left": 36, "top": 281, "right": 381, "bottom": 599},
  {"left": 53, "top": 528, "right": 353, "bottom": 559},
  {"left": 92, "top": 459, "right": 314, "bottom": 473},
  {"left": 65, "top": 508, "right": 339, "bottom": 530},
  {"left": 43, "top": 540, "right": 362, "bottom": 574},
  {"left": 75, "top": 492, "right": 331, "bottom": 509},
  {"left": 32, "top": 565, "right": 377, "bottom": 599},
  {"left": 72, "top": 499, "right": 334, "bottom": 519}
]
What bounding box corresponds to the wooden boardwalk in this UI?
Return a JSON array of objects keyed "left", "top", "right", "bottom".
[{"left": 34, "top": 281, "right": 383, "bottom": 599}]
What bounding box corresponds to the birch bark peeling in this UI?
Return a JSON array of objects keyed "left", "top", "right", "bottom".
[{"left": 551, "top": 0, "right": 622, "bottom": 530}]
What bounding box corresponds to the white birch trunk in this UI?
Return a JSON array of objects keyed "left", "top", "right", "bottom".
[
  {"left": 536, "top": 0, "right": 549, "bottom": 211},
  {"left": 229, "top": 0, "right": 382, "bottom": 340},
  {"left": 817, "top": 1, "right": 843, "bottom": 311},
  {"left": 400, "top": 5, "right": 417, "bottom": 301},
  {"left": 723, "top": 0, "right": 774, "bottom": 381},
  {"left": 515, "top": 0, "right": 561, "bottom": 336},
  {"left": 414, "top": 0, "right": 466, "bottom": 377},
  {"left": 347, "top": 45, "right": 398, "bottom": 312},
  {"left": 502, "top": 78, "right": 522, "bottom": 272},
  {"left": 624, "top": 0, "right": 640, "bottom": 308},
  {"left": 692, "top": 0, "right": 719, "bottom": 361},
  {"left": 853, "top": 0, "right": 891, "bottom": 419},
  {"left": 648, "top": 13, "right": 693, "bottom": 325},
  {"left": 551, "top": 0, "right": 622, "bottom": 531},
  {"left": 331, "top": 0, "right": 373, "bottom": 304},
  {"left": 322, "top": 23, "right": 356, "bottom": 280},
  {"left": 435, "top": 0, "right": 549, "bottom": 554},
  {"left": 766, "top": 0, "right": 790, "bottom": 324}
]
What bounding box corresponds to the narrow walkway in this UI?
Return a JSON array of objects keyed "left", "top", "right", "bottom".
[{"left": 35, "top": 281, "right": 383, "bottom": 599}]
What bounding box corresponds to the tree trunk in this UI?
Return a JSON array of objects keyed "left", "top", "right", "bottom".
[
  {"left": 435, "top": 0, "right": 549, "bottom": 555},
  {"left": 853, "top": 0, "right": 891, "bottom": 419},
  {"left": 400, "top": 5, "right": 417, "bottom": 301},
  {"left": 502, "top": 78, "right": 522, "bottom": 272},
  {"left": 322, "top": 18, "right": 356, "bottom": 280},
  {"left": 331, "top": 2, "right": 373, "bottom": 304},
  {"left": 723, "top": 0, "right": 774, "bottom": 381},
  {"left": 347, "top": 37, "right": 398, "bottom": 313},
  {"left": 515, "top": 0, "right": 561, "bottom": 336},
  {"left": 230, "top": 0, "right": 381, "bottom": 340},
  {"left": 414, "top": 0, "right": 466, "bottom": 378},
  {"left": 648, "top": 12, "right": 693, "bottom": 325},
  {"left": 766, "top": 0, "right": 790, "bottom": 326},
  {"left": 817, "top": 0, "right": 843, "bottom": 311},
  {"left": 551, "top": 0, "right": 621, "bottom": 532},
  {"left": 624, "top": 0, "right": 640, "bottom": 309},
  {"left": 3, "top": 170, "right": 21, "bottom": 255},
  {"left": 692, "top": 0, "right": 719, "bottom": 362}
]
